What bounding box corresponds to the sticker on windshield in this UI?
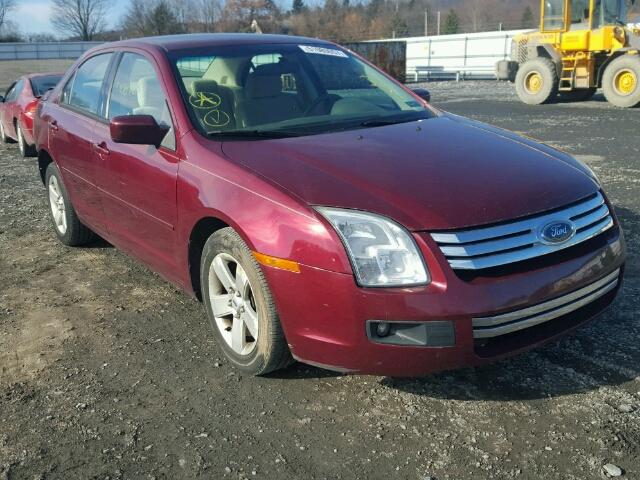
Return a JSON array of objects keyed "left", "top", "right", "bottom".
[{"left": 299, "top": 45, "right": 348, "bottom": 58}]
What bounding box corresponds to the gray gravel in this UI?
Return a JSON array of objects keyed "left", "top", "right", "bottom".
[{"left": 0, "top": 78, "right": 639, "bottom": 479}]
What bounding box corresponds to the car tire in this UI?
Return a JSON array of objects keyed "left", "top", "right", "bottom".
[
  {"left": 558, "top": 87, "right": 597, "bottom": 102},
  {"left": 602, "top": 55, "right": 640, "bottom": 108},
  {"left": 0, "top": 121, "right": 15, "bottom": 143},
  {"left": 201, "top": 227, "right": 293, "bottom": 375},
  {"left": 17, "top": 123, "right": 36, "bottom": 157},
  {"left": 515, "top": 58, "right": 559, "bottom": 105},
  {"left": 45, "top": 162, "right": 96, "bottom": 246}
]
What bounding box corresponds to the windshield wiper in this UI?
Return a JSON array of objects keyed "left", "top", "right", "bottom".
[
  {"left": 359, "top": 115, "right": 422, "bottom": 128},
  {"left": 208, "top": 129, "right": 301, "bottom": 139}
]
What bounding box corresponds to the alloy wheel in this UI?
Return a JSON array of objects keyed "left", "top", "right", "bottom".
[
  {"left": 48, "top": 175, "right": 67, "bottom": 234},
  {"left": 207, "top": 252, "right": 259, "bottom": 356}
]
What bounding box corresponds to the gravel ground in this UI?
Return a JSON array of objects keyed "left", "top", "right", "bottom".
[{"left": 0, "top": 76, "right": 639, "bottom": 480}]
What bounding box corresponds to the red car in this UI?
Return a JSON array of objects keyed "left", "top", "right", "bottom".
[
  {"left": 34, "top": 34, "right": 626, "bottom": 377},
  {"left": 0, "top": 73, "right": 63, "bottom": 157}
]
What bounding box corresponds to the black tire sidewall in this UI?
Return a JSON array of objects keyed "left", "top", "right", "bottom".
[
  {"left": 603, "top": 56, "right": 640, "bottom": 108},
  {"left": 200, "top": 228, "right": 284, "bottom": 375},
  {"left": 515, "top": 58, "right": 558, "bottom": 105}
]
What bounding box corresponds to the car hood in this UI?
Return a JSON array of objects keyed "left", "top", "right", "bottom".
[{"left": 220, "top": 114, "right": 598, "bottom": 231}]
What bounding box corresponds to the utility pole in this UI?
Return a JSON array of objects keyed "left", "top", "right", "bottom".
[
  {"left": 499, "top": 22, "right": 503, "bottom": 31},
  {"left": 437, "top": 11, "right": 441, "bottom": 36},
  {"left": 424, "top": 10, "right": 428, "bottom": 36}
]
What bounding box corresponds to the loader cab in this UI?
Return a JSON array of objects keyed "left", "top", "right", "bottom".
[{"left": 541, "top": 0, "right": 632, "bottom": 32}]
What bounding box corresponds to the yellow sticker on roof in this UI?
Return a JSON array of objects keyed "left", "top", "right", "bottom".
[{"left": 299, "top": 45, "right": 348, "bottom": 58}]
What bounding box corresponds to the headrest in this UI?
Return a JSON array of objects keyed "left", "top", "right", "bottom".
[
  {"left": 191, "top": 79, "right": 220, "bottom": 95},
  {"left": 136, "top": 76, "right": 164, "bottom": 109},
  {"left": 245, "top": 65, "right": 284, "bottom": 99}
]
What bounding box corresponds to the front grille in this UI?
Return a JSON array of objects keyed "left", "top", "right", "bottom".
[
  {"left": 472, "top": 268, "right": 620, "bottom": 339},
  {"left": 430, "top": 192, "right": 613, "bottom": 271}
]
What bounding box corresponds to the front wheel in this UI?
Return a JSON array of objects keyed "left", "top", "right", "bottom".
[
  {"left": 45, "top": 162, "right": 95, "bottom": 246},
  {"left": 515, "top": 58, "right": 559, "bottom": 105},
  {"left": 201, "top": 227, "right": 292, "bottom": 375},
  {"left": 0, "top": 120, "right": 14, "bottom": 143},
  {"left": 602, "top": 55, "right": 640, "bottom": 108}
]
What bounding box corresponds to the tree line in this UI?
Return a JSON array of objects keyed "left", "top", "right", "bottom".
[{"left": 1, "top": 0, "right": 552, "bottom": 43}]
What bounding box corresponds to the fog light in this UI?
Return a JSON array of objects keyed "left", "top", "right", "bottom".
[
  {"left": 376, "top": 322, "right": 391, "bottom": 337},
  {"left": 366, "top": 320, "right": 455, "bottom": 347}
]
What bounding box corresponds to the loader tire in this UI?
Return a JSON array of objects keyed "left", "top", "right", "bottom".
[
  {"left": 603, "top": 55, "right": 640, "bottom": 108},
  {"left": 515, "top": 58, "right": 559, "bottom": 105}
]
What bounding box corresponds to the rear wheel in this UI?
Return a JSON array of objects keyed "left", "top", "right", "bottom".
[
  {"left": 603, "top": 55, "right": 640, "bottom": 108},
  {"left": 201, "top": 227, "right": 293, "bottom": 375},
  {"left": 558, "top": 87, "right": 597, "bottom": 102},
  {"left": 17, "top": 123, "right": 36, "bottom": 157},
  {"left": 515, "top": 58, "right": 559, "bottom": 105},
  {"left": 45, "top": 162, "right": 95, "bottom": 246}
]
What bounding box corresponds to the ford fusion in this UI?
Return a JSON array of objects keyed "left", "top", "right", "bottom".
[{"left": 34, "top": 34, "right": 626, "bottom": 376}]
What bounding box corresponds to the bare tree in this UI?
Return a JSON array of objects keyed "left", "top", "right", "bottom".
[
  {"left": 51, "top": 0, "right": 108, "bottom": 40},
  {"left": 0, "top": 0, "right": 16, "bottom": 32}
]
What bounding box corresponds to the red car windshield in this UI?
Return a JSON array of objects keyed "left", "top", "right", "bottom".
[{"left": 170, "top": 43, "right": 433, "bottom": 137}]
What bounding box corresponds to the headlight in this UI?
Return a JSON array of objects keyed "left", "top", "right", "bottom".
[{"left": 315, "top": 207, "right": 429, "bottom": 287}]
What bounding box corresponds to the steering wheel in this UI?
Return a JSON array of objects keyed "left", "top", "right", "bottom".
[{"left": 303, "top": 93, "right": 339, "bottom": 116}]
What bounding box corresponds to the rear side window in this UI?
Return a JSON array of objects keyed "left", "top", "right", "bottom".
[
  {"left": 31, "top": 75, "right": 62, "bottom": 97},
  {"left": 64, "top": 53, "right": 113, "bottom": 115}
]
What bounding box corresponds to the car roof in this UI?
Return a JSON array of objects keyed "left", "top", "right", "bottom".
[{"left": 104, "top": 33, "right": 333, "bottom": 52}]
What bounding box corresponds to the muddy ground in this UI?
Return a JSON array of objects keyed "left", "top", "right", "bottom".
[{"left": 0, "top": 74, "right": 639, "bottom": 480}]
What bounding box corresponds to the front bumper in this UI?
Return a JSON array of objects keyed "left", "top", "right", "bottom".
[{"left": 263, "top": 224, "right": 626, "bottom": 377}]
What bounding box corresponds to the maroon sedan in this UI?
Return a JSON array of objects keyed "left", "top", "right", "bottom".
[
  {"left": 1, "top": 73, "right": 63, "bottom": 157},
  {"left": 34, "top": 34, "right": 625, "bottom": 376}
]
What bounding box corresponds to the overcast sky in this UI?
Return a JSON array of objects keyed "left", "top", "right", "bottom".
[{"left": 8, "top": 0, "right": 125, "bottom": 35}]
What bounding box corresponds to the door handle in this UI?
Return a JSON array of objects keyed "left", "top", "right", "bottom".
[
  {"left": 49, "top": 120, "right": 58, "bottom": 132},
  {"left": 93, "top": 141, "right": 110, "bottom": 156}
]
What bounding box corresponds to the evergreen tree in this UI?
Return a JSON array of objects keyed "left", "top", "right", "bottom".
[
  {"left": 521, "top": 5, "right": 535, "bottom": 28},
  {"left": 443, "top": 9, "right": 459, "bottom": 34},
  {"left": 292, "top": 0, "right": 304, "bottom": 14}
]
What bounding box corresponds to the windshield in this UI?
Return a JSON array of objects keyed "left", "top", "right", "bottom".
[
  {"left": 30, "top": 75, "right": 62, "bottom": 97},
  {"left": 170, "top": 43, "right": 433, "bottom": 138}
]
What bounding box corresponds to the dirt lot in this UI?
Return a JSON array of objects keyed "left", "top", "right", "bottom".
[
  {"left": 0, "top": 60, "right": 74, "bottom": 92},
  {"left": 0, "top": 66, "right": 639, "bottom": 479}
]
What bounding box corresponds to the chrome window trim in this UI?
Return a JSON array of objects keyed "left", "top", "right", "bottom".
[
  {"left": 431, "top": 192, "right": 613, "bottom": 270},
  {"left": 472, "top": 268, "right": 620, "bottom": 339}
]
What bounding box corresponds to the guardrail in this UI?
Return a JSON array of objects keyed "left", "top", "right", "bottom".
[{"left": 0, "top": 42, "right": 102, "bottom": 61}]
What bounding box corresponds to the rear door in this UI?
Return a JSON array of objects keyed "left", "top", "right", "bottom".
[
  {"left": 48, "top": 53, "right": 114, "bottom": 231},
  {"left": 93, "top": 51, "right": 180, "bottom": 275}
]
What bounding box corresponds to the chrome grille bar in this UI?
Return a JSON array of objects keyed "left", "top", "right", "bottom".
[
  {"left": 472, "top": 268, "right": 620, "bottom": 339},
  {"left": 431, "top": 192, "right": 613, "bottom": 270}
]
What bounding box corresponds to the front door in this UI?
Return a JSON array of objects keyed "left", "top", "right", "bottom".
[{"left": 93, "top": 51, "right": 180, "bottom": 276}]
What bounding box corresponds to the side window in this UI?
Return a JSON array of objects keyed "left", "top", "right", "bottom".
[
  {"left": 4, "top": 83, "right": 16, "bottom": 102},
  {"left": 108, "top": 53, "right": 175, "bottom": 150},
  {"left": 65, "top": 53, "right": 113, "bottom": 115},
  {"left": 5, "top": 79, "right": 23, "bottom": 102}
]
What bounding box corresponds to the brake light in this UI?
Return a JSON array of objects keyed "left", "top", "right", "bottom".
[{"left": 25, "top": 100, "right": 39, "bottom": 118}]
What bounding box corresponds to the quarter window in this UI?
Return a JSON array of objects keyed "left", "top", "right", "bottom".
[
  {"left": 5, "top": 79, "right": 23, "bottom": 102},
  {"left": 65, "top": 53, "right": 113, "bottom": 115},
  {"left": 108, "top": 53, "right": 175, "bottom": 150}
]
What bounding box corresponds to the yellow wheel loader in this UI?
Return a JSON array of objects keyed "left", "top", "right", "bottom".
[{"left": 496, "top": 0, "right": 640, "bottom": 107}]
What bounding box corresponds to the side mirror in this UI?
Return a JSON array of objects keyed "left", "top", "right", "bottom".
[
  {"left": 411, "top": 88, "right": 431, "bottom": 103},
  {"left": 109, "top": 115, "right": 169, "bottom": 148}
]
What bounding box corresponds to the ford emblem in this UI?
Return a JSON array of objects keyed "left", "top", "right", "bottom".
[{"left": 539, "top": 220, "right": 576, "bottom": 245}]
